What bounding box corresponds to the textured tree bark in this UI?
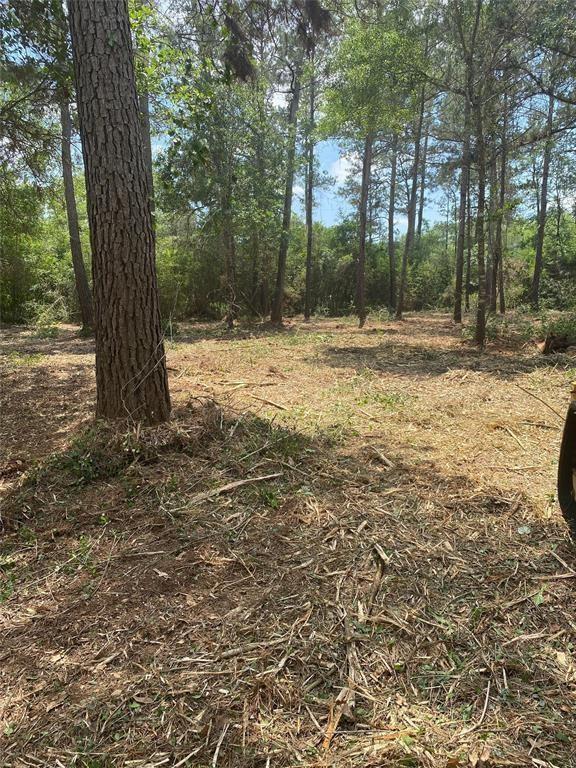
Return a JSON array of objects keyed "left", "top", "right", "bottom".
[
  {"left": 530, "top": 94, "right": 554, "bottom": 310},
  {"left": 388, "top": 134, "right": 398, "bottom": 311},
  {"left": 271, "top": 58, "right": 302, "bottom": 325},
  {"left": 304, "top": 72, "right": 315, "bottom": 321},
  {"left": 491, "top": 103, "right": 507, "bottom": 314},
  {"left": 60, "top": 97, "right": 93, "bottom": 332},
  {"left": 396, "top": 86, "right": 426, "bottom": 320},
  {"left": 356, "top": 133, "right": 373, "bottom": 329},
  {"left": 68, "top": 0, "right": 170, "bottom": 423},
  {"left": 454, "top": 97, "right": 471, "bottom": 324},
  {"left": 473, "top": 95, "right": 487, "bottom": 348}
]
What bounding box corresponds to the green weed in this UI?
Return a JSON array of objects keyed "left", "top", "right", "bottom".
[{"left": 6, "top": 351, "right": 45, "bottom": 366}]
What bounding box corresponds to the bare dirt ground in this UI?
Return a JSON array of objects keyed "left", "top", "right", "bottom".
[{"left": 1, "top": 313, "right": 576, "bottom": 768}]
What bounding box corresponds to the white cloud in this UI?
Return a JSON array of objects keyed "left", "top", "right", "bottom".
[
  {"left": 293, "top": 184, "right": 305, "bottom": 200},
  {"left": 329, "top": 153, "right": 359, "bottom": 186}
]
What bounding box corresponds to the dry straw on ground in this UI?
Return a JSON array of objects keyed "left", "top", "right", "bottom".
[{"left": 1, "top": 313, "right": 575, "bottom": 767}]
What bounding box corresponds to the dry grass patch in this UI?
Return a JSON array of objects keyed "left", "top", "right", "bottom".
[{"left": 1, "top": 313, "right": 576, "bottom": 767}]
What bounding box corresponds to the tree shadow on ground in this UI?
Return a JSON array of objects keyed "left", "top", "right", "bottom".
[
  {"left": 0, "top": 325, "right": 95, "bottom": 357},
  {"left": 0, "top": 362, "right": 94, "bottom": 473},
  {"left": 172, "top": 317, "right": 341, "bottom": 345},
  {"left": 1, "top": 399, "right": 574, "bottom": 768},
  {"left": 319, "top": 338, "right": 576, "bottom": 380}
]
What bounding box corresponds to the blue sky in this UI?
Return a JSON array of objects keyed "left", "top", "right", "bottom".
[
  {"left": 150, "top": 131, "right": 444, "bottom": 235},
  {"left": 293, "top": 139, "right": 443, "bottom": 234}
]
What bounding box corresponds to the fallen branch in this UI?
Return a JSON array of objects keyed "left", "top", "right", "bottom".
[
  {"left": 188, "top": 473, "right": 282, "bottom": 505},
  {"left": 504, "top": 426, "right": 527, "bottom": 450},
  {"left": 250, "top": 394, "right": 288, "bottom": 410},
  {"left": 367, "top": 544, "right": 390, "bottom": 615},
  {"left": 513, "top": 383, "right": 564, "bottom": 422},
  {"left": 323, "top": 594, "right": 368, "bottom": 751}
]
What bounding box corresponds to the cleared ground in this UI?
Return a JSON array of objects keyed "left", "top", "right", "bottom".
[{"left": 1, "top": 313, "right": 575, "bottom": 768}]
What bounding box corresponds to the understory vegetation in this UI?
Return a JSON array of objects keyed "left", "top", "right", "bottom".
[{"left": 2, "top": 1, "right": 576, "bottom": 338}]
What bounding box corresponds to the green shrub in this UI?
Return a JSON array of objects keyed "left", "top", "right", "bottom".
[{"left": 543, "top": 312, "right": 576, "bottom": 340}]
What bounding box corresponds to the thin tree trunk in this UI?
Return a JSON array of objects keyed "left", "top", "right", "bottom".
[
  {"left": 304, "top": 71, "right": 315, "bottom": 321},
  {"left": 222, "top": 181, "right": 237, "bottom": 329},
  {"left": 486, "top": 160, "right": 496, "bottom": 311},
  {"left": 530, "top": 93, "right": 554, "bottom": 309},
  {"left": 388, "top": 133, "right": 398, "bottom": 311},
  {"left": 444, "top": 196, "right": 450, "bottom": 252},
  {"left": 454, "top": 97, "right": 471, "bottom": 323},
  {"left": 356, "top": 133, "right": 373, "bottom": 328},
  {"left": 250, "top": 230, "right": 260, "bottom": 311},
  {"left": 498, "top": 249, "right": 505, "bottom": 314},
  {"left": 68, "top": 0, "right": 170, "bottom": 423},
  {"left": 252, "top": 92, "right": 267, "bottom": 314},
  {"left": 271, "top": 58, "right": 303, "bottom": 325},
  {"left": 416, "top": 128, "right": 428, "bottom": 241},
  {"left": 491, "top": 101, "right": 507, "bottom": 314},
  {"left": 555, "top": 182, "right": 565, "bottom": 262},
  {"left": 454, "top": 0, "right": 481, "bottom": 319},
  {"left": 465, "top": 176, "right": 472, "bottom": 311},
  {"left": 532, "top": 159, "right": 540, "bottom": 221},
  {"left": 473, "top": 95, "right": 487, "bottom": 348},
  {"left": 396, "top": 86, "right": 426, "bottom": 319},
  {"left": 60, "top": 97, "right": 93, "bottom": 332},
  {"left": 136, "top": 0, "right": 154, "bottom": 216}
]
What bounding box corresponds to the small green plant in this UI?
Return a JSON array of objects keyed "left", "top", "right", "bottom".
[
  {"left": 25, "top": 291, "right": 68, "bottom": 338},
  {"left": 259, "top": 487, "right": 281, "bottom": 509},
  {"left": 18, "top": 525, "right": 37, "bottom": 544},
  {"left": 35, "top": 425, "right": 146, "bottom": 486},
  {"left": 7, "top": 351, "right": 45, "bottom": 366},
  {"left": 35, "top": 323, "right": 59, "bottom": 339},
  {"left": 62, "top": 535, "right": 95, "bottom": 575},
  {"left": 357, "top": 390, "right": 405, "bottom": 409}
]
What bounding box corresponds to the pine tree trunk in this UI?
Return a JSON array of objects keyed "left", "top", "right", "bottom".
[
  {"left": 486, "top": 161, "right": 496, "bottom": 311},
  {"left": 60, "top": 97, "right": 93, "bottom": 332},
  {"left": 473, "top": 96, "right": 487, "bottom": 348},
  {"left": 454, "top": 97, "right": 470, "bottom": 324},
  {"left": 491, "top": 103, "right": 507, "bottom": 314},
  {"left": 221, "top": 181, "right": 237, "bottom": 329},
  {"left": 304, "top": 72, "right": 315, "bottom": 321},
  {"left": 396, "top": 86, "right": 425, "bottom": 320},
  {"left": 498, "top": 249, "right": 505, "bottom": 314},
  {"left": 530, "top": 93, "right": 554, "bottom": 310},
  {"left": 252, "top": 99, "right": 267, "bottom": 315},
  {"left": 388, "top": 134, "right": 398, "bottom": 311},
  {"left": 271, "top": 59, "right": 302, "bottom": 325},
  {"left": 416, "top": 128, "right": 428, "bottom": 241},
  {"left": 356, "top": 133, "right": 373, "bottom": 328},
  {"left": 68, "top": 0, "right": 170, "bottom": 423}
]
